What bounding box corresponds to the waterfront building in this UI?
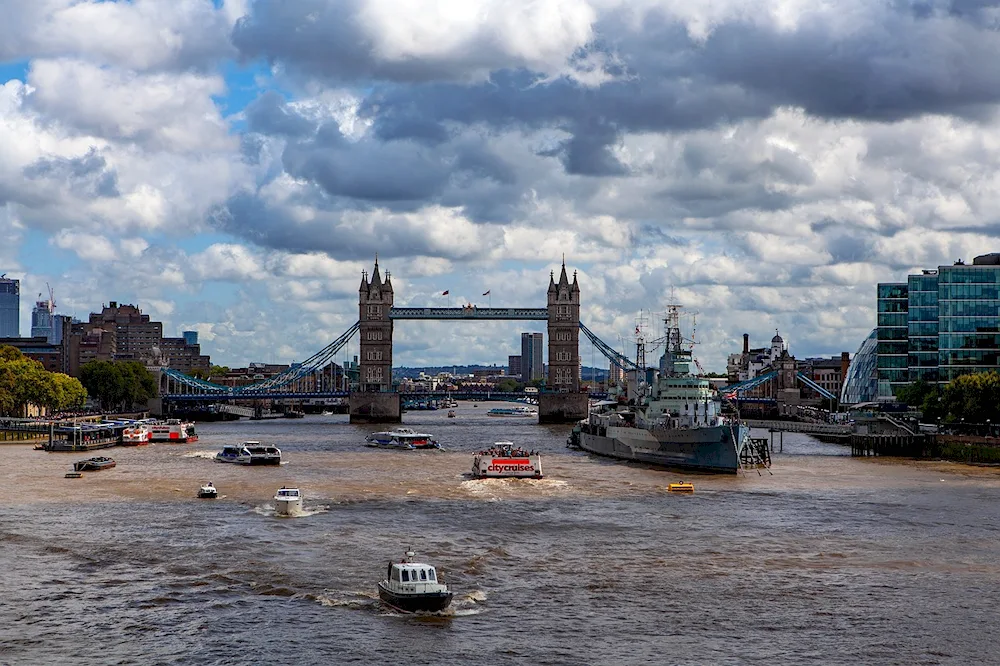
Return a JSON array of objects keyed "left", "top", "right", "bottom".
[
  {"left": 520, "top": 332, "right": 544, "bottom": 381},
  {"left": 876, "top": 253, "right": 1000, "bottom": 399},
  {"left": 508, "top": 355, "right": 521, "bottom": 379},
  {"left": 802, "top": 353, "right": 851, "bottom": 398},
  {"left": 841, "top": 329, "right": 878, "bottom": 405},
  {"left": 0, "top": 335, "right": 68, "bottom": 374},
  {"left": 0, "top": 275, "right": 19, "bottom": 337}
]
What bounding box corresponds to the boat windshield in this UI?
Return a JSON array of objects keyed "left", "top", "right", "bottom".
[{"left": 276, "top": 489, "right": 299, "bottom": 498}]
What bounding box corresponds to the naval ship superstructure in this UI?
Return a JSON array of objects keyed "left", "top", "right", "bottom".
[{"left": 569, "top": 306, "right": 767, "bottom": 474}]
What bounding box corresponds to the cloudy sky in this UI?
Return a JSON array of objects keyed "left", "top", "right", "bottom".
[{"left": 2, "top": 0, "right": 999, "bottom": 371}]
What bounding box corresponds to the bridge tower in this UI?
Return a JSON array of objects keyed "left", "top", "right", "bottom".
[
  {"left": 351, "top": 258, "right": 401, "bottom": 422},
  {"left": 547, "top": 260, "right": 581, "bottom": 392},
  {"left": 538, "top": 260, "right": 588, "bottom": 422}
]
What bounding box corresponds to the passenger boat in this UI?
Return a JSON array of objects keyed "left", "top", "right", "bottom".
[
  {"left": 149, "top": 419, "right": 198, "bottom": 443},
  {"left": 486, "top": 406, "right": 537, "bottom": 418},
  {"left": 365, "top": 428, "right": 440, "bottom": 450},
  {"left": 121, "top": 424, "right": 151, "bottom": 446},
  {"left": 215, "top": 441, "right": 282, "bottom": 465},
  {"left": 273, "top": 487, "right": 302, "bottom": 515},
  {"left": 472, "top": 442, "right": 542, "bottom": 479},
  {"left": 668, "top": 482, "right": 695, "bottom": 493},
  {"left": 73, "top": 456, "right": 116, "bottom": 472},
  {"left": 198, "top": 482, "right": 218, "bottom": 499},
  {"left": 377, "top": 549, "right": 453, "bottom": 614}
]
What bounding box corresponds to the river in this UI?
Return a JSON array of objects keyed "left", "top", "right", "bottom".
[{"left": 2, "top": 402, "right": 999, "bottom": 664}]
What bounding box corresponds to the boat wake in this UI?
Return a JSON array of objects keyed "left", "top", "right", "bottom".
[
  {"left": 459, "top": 478, "right": 569, "bottom": 498},
  {"left": 252, "top": 503, "right": 330, "bottom": 518},
  {"left": 311, "top": 589, "right": 380, "bottom": 610},
  {"left": 182, "top": 450, "right": 219, "bottom": 460}
]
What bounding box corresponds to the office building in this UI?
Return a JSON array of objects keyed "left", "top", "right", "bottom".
[
  {"left": 876, "top": 253, "right": 1000, "bottom": 399},
  {"left": 841, "top": 329, "right": 878, "bottom": 405},
  {"left": 507, "top": 355, "right": 521, "bottom": 378},
  {"left": 0, "top": 276, "right": 19, "bottom": 337},
  {"left": 183, "top": 330, "right": 198, "bottom": 346},
  {"left": 520, "top": 332, "right": 544, "bottom": 381},
  {"left": 31, "top": 298, "right": 54, "bottom": 341}
]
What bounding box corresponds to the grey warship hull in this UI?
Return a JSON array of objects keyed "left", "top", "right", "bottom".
[{"left": 574, "top": 422, "right": 749, "bottom": 474}]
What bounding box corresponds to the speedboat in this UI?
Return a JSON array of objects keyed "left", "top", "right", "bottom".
[
  {"left": 198, "top": 483, "right": 218, "bottom": 499},
  {"left": 73, "top": 456, "right": 116, "bottom": 472},
  {"left": 472, "top": 442, "right": 543, "bottom": 479},
  {"left": 365, "top": 428, "right": 440, "bottom": 450},
  {"left": 377, "top": 549, "right": 453, "bottom": 613},
  {"left": 215, "top": 442, "right": 282, "bottom": 465},
  {"left": 274, "top": 487, "right": 302, "bottom": 516},
  {"left": 486, "top": 406, "right": 537, "bottom": 417}
]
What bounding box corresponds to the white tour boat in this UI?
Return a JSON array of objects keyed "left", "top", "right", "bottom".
[
  {"left": 377, "top": 549, "right": 453, "bottom": 613},
  {"left": 215, "top": 441, "right": 282, "bottom": 465},
  {"left": 472, "top": 441, "right": 543, "bottom": 479},
  {"left": 197, "top": 482, "right": 218, "bottom": 499},
  {"left": 273, "top": 487, "right": 302, "bottom": 516},
  {"left": 149, "top": 419, "right": 198, "bottom": 443},
  {"left": 121, "top": 424, "right": 151, "bottom": 446},
  {"left": 365, "top": 428, "right": 440, "bottom": 450},
  {"left": 486, "top": 406, "right": 537, "bottom": 418}
]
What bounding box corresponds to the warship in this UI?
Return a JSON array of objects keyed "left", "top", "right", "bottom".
[{"left": 568, "top": 305, "right": 767, "bottom": 474}]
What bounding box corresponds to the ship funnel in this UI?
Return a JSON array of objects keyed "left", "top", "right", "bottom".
[{"left": 743, "top": 333, "right": 749, "bottom": 354}]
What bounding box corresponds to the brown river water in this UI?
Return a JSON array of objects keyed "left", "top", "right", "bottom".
[{"left": 2, "top": 402, "right": 1000, "bottom": 664}]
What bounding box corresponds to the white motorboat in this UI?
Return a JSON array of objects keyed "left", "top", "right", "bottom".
[
  {"left": 377, "top": 549, "right": 453, "bottom": 613},
  {"left": 215, "top": 442, "right": 282, "bottom": 465},
  {"left": 274, "top": 487, "right": 302, "bottom": 516},
  {"left": 365, "top": 428, "right": 440, "bottom": 450},
  {"left": 198, "top": 482, "right": 218, "bottom": 499}
]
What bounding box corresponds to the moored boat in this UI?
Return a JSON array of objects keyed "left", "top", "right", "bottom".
[
  {"left": 377, "top": 549, "right": 453, "bottom": 614},
  {"left": 486, "top": 406, "right": 537, "bottom": 418},
  {"left": 273, "top": 487, "right": 302, "bottom": 515},
  {"left": 149, "top": 419, "right": 198, "bottom": 443},
  {"left": 365, "top": 428, "right": 440, "bottom": 450},
  {"left": 73, "top": 456, "right": 116, "bottom": 472},
  {"left": 198, "top": 482, "right": 218, "bottom": 499},
  {"left": 471, "top": 442, "right": 543, "bottom": 479}
]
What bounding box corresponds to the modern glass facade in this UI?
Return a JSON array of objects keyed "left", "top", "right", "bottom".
[
  {"left": 875, "top": 255, "right": 1000, "bottom": 398},
  {"left": 877, "top": 283, "right": 908, "bottom": 398},
  {"left": 841, "top": 328, "right": 878, "bottom": 405},
  {"left": 0, "top": 277, "right": 19, "bottom": 337}
]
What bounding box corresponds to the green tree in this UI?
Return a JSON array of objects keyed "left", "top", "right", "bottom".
[
  {"left": 80, "top": 360, "right": 157, "bottom": 412},
  {"left": 496, "top": 378, "right": 520, "bottom": 392},
  {"left": 52, "top": 373, "right": 87, "bottom": 411},
  {"left": 939, "top": 371, "right": 1000, "bottom": 424}
]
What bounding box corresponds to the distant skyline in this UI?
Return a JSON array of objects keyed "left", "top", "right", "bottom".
[{"left": 3, "top": 1, "right": 999, "bottom": 370}]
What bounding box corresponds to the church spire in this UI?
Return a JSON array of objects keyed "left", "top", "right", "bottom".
[
  {"left": 370, "top": 255, "right": 382, "bottom": 287},
  {"left": 558, "top": 257, "right": 570, "bottom": 287}
]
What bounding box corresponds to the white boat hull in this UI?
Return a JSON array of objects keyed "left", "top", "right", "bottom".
[{"left": 274, "top": 498, "right": 302, "bottom": 516}]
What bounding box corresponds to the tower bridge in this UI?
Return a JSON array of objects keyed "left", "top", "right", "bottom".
[{"left": 159, "top": 258, "right": 631, "bottom": 423}]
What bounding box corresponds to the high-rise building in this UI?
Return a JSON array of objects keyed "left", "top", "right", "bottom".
[
  {"left": 520, "top": 332, "right": 544, "bottom": 381},
  {"left": 31, "top": 298, "right": 54, "bottom": 341},
  {"left": 507, "top": 355, "right": 521, "bottom": 379},
  {"left": 876, "top": 253, "right": 1000, "bottom": 399},
  {"left": 0, "top": 275, "right": 19, "bottom": 337},
  {"left": 183, "top": 330, "right": 198, "bottom": 346},
  {"left": 89, "top": 302, "right": 163, "bottom": 361}
]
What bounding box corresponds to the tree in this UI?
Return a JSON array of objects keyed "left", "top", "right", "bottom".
[
  {"left": 496, "top": 378, "right": 520, "bottom": 392},
  {"left": 80, "top": 360, "right": 157, "bottom": 412},
  {"left": 939, "top": 371, "right": 1000, "bottom": 424},
  {"left": 52, "top": 373, "right": 87, "bottom": 411}
]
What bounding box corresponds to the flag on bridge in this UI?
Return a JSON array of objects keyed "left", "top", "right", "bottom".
[
  {"left": 442, "top": 290, "right": 449, "bottom": 295},
  {"left": 482, "top": 290, "right": 490, "bottom": 296}
]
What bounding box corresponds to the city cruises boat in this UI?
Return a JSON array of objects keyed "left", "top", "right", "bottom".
[
  {"left": 377, "top": 549, "right": 453, "bottom": 614},
  {"left": 365, "top": 428, "right": 440, "bottom": 450},
  {"left": 486, "top": 406, "right": 537, "bottom": 418},
  {"left": 73, "top": 456, "right": 116, "bottom": 472},
  {"left": 273, "top": 487, "right": 302, "bottom": 515},
  {"left": 215, "top": 442, "right": 283, "bottom": 465},
  {"left": 198, "top": 482, "right": 218, "bottom": 499},
  {"left": 472, "top": 442, "right": 543, "bottom": 479},
  {"left": 149, "top": 419, "right": 198, "bottom": 443},
  {"left": 121, "top": 424, "right": 151, "bottom": 446}
]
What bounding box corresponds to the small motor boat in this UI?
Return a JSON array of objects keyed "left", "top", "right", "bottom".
[
  {"left": 198, "top": 483, "right": 218, "bottom": 499},
  {"left": 668, "top": 482, "right": 695, "bottom": 493},
  {"left": 447, "top": 410, "right": 456, "bottom": 418},
  {"left": 73, "top": 457, "right": 116, "bottom": 472},
  {"left": 274, "top": 487, "right": 302, "bottom": 516},
  {"left": 378, "top": 549, "right": 453, "bottom": 614}
]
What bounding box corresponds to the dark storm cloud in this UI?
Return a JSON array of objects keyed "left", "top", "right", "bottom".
[
  {"left": 23, "top": 148, "right": 120, "bottom": 198},
  {"left": 245, "top": 91, "right": 315, "bottom": 138}
]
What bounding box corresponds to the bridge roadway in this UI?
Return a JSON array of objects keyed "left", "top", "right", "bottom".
[
  {"left": 165, "top": 390, "right": 609, "bottom": 402},
  {"left": 389, "top": 307, "right": 549, "bottom": 320}
]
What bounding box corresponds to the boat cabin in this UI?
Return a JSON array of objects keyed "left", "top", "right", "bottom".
[
  {"left": 275, "top": 487, "right": 300, "bottom": 500},
  {"left": 385, "top": 561, "right": 444, "bottom": 595}
]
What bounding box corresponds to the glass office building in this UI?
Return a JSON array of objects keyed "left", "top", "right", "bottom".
[
  {"left": 841, "top": 328, "right": 878, "bottom": 405},
  {"left": 0, "top": 276, "right": 19, "bottom": 338},
  {"left": 876, "top": 253, "right": 1000, "bottom": 399}
]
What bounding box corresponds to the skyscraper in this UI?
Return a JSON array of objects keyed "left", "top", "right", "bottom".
[
  {"left": 0, "top": 276, "right": 19, "bottom": 337},
  {"left": 520, "top": 332, "right": 544, "bottom": 381},
  {"left": 31, "top": 298, "right": 54, "bottom": 341}
]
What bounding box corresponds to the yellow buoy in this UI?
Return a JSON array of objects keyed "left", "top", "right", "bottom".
[{"left": 668, "top": 482, "right": 695, "bottom": 493}]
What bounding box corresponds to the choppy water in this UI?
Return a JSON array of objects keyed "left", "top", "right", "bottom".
[{"left": 3, "top": 402, "right": 1000, "bottom": 664}]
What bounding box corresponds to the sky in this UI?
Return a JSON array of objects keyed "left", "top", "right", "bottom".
[{"left": 2, "top": 0, "right": 1000, "bottom": 372}]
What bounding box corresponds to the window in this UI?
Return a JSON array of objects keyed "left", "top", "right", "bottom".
[
  {"left": 366, "top": 350, "right": 383, "bottom": 361},
  {"left": 428, "top": 569, "right": 436, "bottom": 581},
  {"left": 556, "top": 351, "right": 571, "bottom": 361},
  {"left": 366, "top": 330, "right": 383, "bottom": 341},
  {"left": 557, "top": 305, "right": 570, "bottom": 316},
  {"left": 366, "top": 305, "right": 382, "bottom": 318},
  {"left": 420, "top": 569, "right": 427, "bottom": 581},
  {"left": 401, "top": 570, "right": 410, "bottom": 582}
]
